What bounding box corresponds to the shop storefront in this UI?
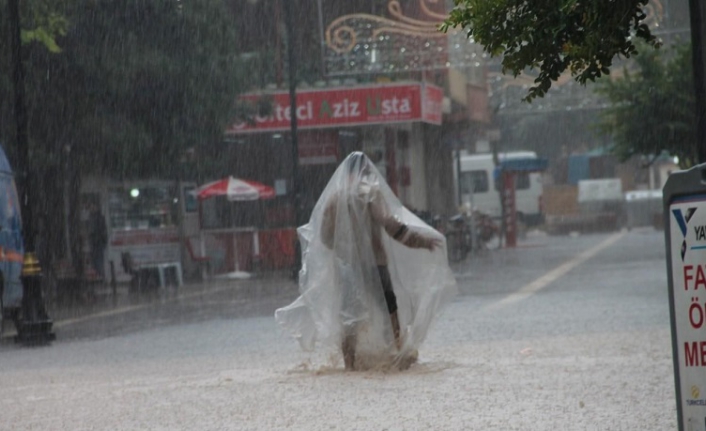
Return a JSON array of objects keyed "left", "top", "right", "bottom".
[
  {"left": 221, "top": 82, "right": 445, "bottom": 271},
  {"left": 227, "top": 82, "right": 443, "bottom": 204},
  {"left": 74, "top": 83, "right": 449, "bottom": 280},
  {"left": 80, "top": 179, "right": 199, "bottom": 283}
]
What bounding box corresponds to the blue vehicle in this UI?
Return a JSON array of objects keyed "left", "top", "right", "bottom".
[{"left": 0, "top": 144, "right": 25, "bottom": 335}]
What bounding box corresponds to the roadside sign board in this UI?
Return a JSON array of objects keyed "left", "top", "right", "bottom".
[{"left": 664, "top": 165, "right": 706, "bottom": 431}]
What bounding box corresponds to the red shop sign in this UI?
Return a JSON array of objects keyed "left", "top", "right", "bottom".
[{"left": 226, "top": 83, "right": 443, "bottom": 134}]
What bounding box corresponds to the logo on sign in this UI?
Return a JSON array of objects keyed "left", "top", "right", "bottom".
[
  {"left": 673, "top": 207, "right": 698, "bottom": 261},
  {"left": 688, "top": 385, "right": 706, "bottom": 406}
]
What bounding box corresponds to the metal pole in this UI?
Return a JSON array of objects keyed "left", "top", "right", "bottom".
[
  {"left": 689, "top": 0, "right": 706, "bottom": 164},
  {"left": 282, "top": 0, "right": 304, "bottom": 280},
  {"left": 492, "top": 140, "right": 505, "bottom": 248},
  {"left": 9, "top": 0, "right": 54, "bottom": 344},
  {"left": 282, "top": 0, "right": 301, "bottom": 226},
  {"left": 455, "top": 142, "right": 462, "bottom": 208},
  {"left": 460, "top": 142, "right": 478, "bottom": 253},
  {"left": 316, "top": 0, "right": 326, "bottom": 80},
  {"left": 9, "top": 0, "right": 34, "bottom": 249}
]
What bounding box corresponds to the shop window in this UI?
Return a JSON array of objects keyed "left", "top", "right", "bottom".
[
  {"left": 460, "top": 170, "right": 489, "bottom": 194},
  {"left": 108, "top": 185, "right": 179, "bottom": 230}
]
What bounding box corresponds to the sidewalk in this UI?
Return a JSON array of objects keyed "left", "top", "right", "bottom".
[
  {"left": 45, "top": 270, "right": 299, "bottom": 324},
  {"left": 29, "top": 232, "right": 550, "bottom": 332}
]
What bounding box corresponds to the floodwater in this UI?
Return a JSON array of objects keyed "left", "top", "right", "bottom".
[{"left": 1, "top": 230, "right": 675, "bottom": 431}]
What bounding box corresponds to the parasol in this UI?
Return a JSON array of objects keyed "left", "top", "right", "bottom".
[
  {"left": 194, "top": 176, "right": 275, "bottom": 201},
  {"left": 193, "top": 176, "right": 275, "bottom": 277}
]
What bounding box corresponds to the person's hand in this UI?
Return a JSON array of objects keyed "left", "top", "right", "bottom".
[{"left": 425, "top": 236, "right": 443, "bottom": 251}]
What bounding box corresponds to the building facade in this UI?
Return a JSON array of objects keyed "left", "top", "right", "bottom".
[{"left": 224, "top": 0, "right": 491, "bottom": 224}]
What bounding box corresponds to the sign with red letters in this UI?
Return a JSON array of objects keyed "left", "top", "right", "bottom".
[
  {"left": 668, "top": 190, "right": 706, "bottom": 430},
  {"left": 226, "top": 83, "right": 443, "bottom": 134}
]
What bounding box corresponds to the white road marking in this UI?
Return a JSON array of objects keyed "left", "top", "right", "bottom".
[
  {"left": 54, "top": 303, "right": 149, "bottom": 329},
  {"left": 53, "top": 282, "right": 263, "bottom": 329},
  {"left": 482, "top": 232, "right": 625, "bottom": 312}
]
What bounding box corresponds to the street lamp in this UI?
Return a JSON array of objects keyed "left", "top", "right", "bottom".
[{"left": 8, "top": 0, "right": 55, "bottom": 344}]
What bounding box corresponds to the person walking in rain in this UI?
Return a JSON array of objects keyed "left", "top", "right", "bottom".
[
  {"left": 88, "top": 202, "right": 108, "bottom": 280},
  {"left": 276, "top": 152, "right": 457, "bottom": 371}
]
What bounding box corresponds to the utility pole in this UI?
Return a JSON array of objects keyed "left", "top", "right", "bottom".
[
  {"left": 9, "top": 0, "right": 32, "bottom": 247},
  {"left": 689, "top": 0, "right": 706, "bottom": 164},
  {"left": 282, "top": 0, "right": 304, "bottom": 280},
  {"left": 282, "top": 0, "right": 301, "bottom": 226},
  {"left": 492, "top": 139, "right": 505, "bottom": 249},
  {"left": 8, "top": 0, "right": 55, "bottom": 344}
]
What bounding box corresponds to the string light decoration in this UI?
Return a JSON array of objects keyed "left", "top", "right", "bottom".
[{"left": 322, "top": 0, "right": 482, "bottom": 76}]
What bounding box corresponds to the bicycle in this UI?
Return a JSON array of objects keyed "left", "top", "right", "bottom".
[
  {"left": 472, "top": 210, "right": 501, "bottom": 251},
  {"left": 444, "top": 209, "right": 503, "bottom": 261},
  {"left": 445, "top": 214, "right": 472, "bottom": 262}
]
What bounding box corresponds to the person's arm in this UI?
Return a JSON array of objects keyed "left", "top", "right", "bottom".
[
  {"left": 369, "top": 190, "right": 440, "bottom": 251},
  {"left": 320, "top": 197, "right": 337, "bottom": 249}
]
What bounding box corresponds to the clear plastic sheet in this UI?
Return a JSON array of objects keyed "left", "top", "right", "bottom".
[{"left": 275, "top": 152, "right": 457, "bottom": 370}]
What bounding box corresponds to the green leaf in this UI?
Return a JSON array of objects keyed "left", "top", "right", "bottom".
[
  {"left": 441, "top": 0, "right": 660, "bottom": 102},
  {"left": 21, "top": 28, "right": 62, "bottom": 53}
]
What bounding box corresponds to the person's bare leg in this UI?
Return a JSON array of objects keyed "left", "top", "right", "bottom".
[
  {"left": 390, "top": 311, "right": 418, "bottom": 370},
  {"left": 342, "top": 333, "right": 356, "bottom": 371},
  {"left": 398, "top": 348, "right": 419, "bottom": 370},
  {"left": 390, "top": 311, "right": 401, "bottom": 350}
]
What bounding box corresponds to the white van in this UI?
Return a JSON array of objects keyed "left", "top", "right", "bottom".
[{"left": 456, "top": 151, "right": 544, "bottom": 226}]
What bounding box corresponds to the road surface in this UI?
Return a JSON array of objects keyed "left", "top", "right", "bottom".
[{"left": 0, "top": 228, "right": 676, "bottom": 430}]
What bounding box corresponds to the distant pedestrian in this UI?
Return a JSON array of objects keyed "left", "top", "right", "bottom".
[{"left": 88, "top": 202, "right": 108, "bottom": 280}]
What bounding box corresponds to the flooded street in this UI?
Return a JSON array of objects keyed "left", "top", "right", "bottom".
[
  {"left": 1, "top": 229, "right": 675, "bottom": 430},
  {"left": 0, "top": 0, "right": 695, "bottom": 429}
]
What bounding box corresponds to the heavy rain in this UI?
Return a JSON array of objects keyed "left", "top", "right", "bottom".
[{"left": 0, "top": 0, "right": 699, "bottom": 429}]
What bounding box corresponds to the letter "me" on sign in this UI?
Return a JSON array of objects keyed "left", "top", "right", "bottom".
[{"left": 685, "top": 341, "right": 706, "bottom": 366}]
